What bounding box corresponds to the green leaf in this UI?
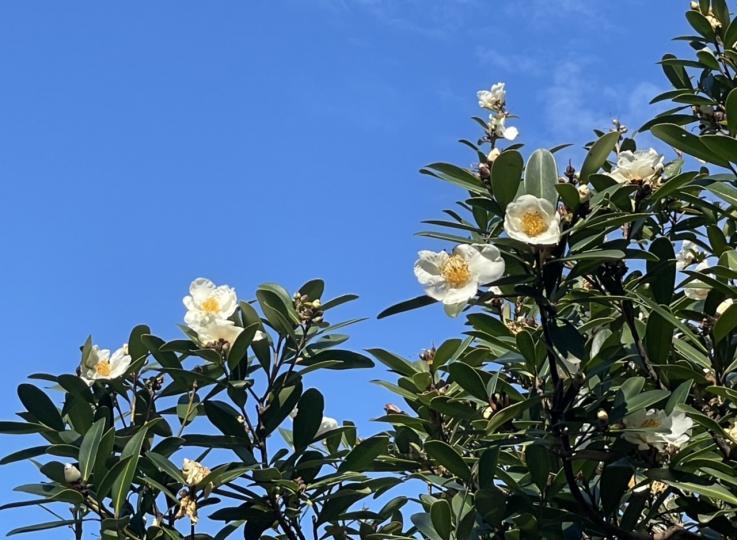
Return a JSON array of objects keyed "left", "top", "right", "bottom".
[
  {"left": 727, "top": 89, "right": 737, "bottom": 137},
  {"left": 338, "top": 436, "right": 387, "bottom": 472},
  {"left": 686, "top": 9, "right": 716, "bottom": 40},
  {"left": 523, "top": 149, "right": 558, "bottom": 205},
  {"left": 660, "top": 54, "right": 692, "bottom": 90},
  {"left": 0, "top": 421, "right": 51, "bottom": 435},
  {"left": 702, "top": 135, "right": 737, "bottom": 164},
  {"left": 17, "top": 384, "right": 64, "bottom": 431},
  {"left": 665, "top": 380, "right": 693, "bottom": 415},
  {"left": 650, "top": 124, "right": 729, "bottom": 167},
  {"left": 525, "top": 443, "right": 557, "bottom": 492},
  {"left": 580, "top": 131, "right": 619, "bottom": 183},
  {"left": 256, "top": 284, "right": 299, "bottom": 336},
  {"left": 491, "top": 150, "right": 524, "bottom": 210},
  {"left": 420, "top": 163, "right": 486, "bottom": 194},
  {"left": 146, "top": 451, "right": 186, "bottom": 484},
  {"left": 0, "top": 446, "right": 49, "bottom": 466},
  {"left": 626, "top": 390, "right": 670, "bottom": 414},
  {"left": 7, "top": 520, "right": 77, "bottom": 537},
  {"left": 645, "top": 310, "right": 674, "bottom": 365},
  {"left": 447, "top": 362, "right": 488, "bottom": 401},
  {"left": 705, "top": 182, "right": 737, "bottom": 208},
  {"left": 714, "top": 302, "right": 737, "bottom": 344},
  {"left": 601, "top": 459, "right": 634, "bottom": 515},
  {"left": 78, "top": 417, "right": 106, "bottom": 481},
  {"left": 647, "top": 238, "right": 676, "bottom": 305},
  {"left": 111, "top": 422, "right": 154, "bottom": 516},
  {"left": 377, "top": 295, "right": 437, "bottom": 319},
  {"left": 298, "top": 278, "right": 325, "bottom": 300},
  {"left": 366, "top": 349, "right": 418, "bottom": 377},
  {"left": 424, "top": 440, "right": 471, "bottom": 481},
  {"left": 478, "top": 447, "right": 499, "bottom": 489},
  {"left": 430, "top": 499, "right": 452, "bottom": 540},
  {"left": 555, "top": 183, "right": 579, "bottom": 210},
  {"left": 293, "top": 388, "right": 324, "bottom": 452}
]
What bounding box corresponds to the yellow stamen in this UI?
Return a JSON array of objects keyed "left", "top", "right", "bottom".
[
  {"left": 441, "top": 255, "right": 471, "bottom": 288},
  {"left": 95, "top": 360, "right": 112, "bottom": 377},
  {"left": 201, "top": 297, "right": 220, "bottom": 313},
  {"left": 521, "top": 211, "right": 547, "bottom": 237},
  {"left": 641, "top": 418, "right": 661, "bottom": 429}
]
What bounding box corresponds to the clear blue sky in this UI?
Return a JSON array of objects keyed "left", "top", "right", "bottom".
[{"left": 0, "top": 0, "right": 686, "bottom": 536}]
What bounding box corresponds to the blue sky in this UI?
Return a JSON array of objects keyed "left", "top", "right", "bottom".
[{"left": 0, "top": 0, "right": 687, "bottom": 535}]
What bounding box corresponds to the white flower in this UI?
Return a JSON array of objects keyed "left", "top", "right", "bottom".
[
  {"left": 684, "top": 260, "right": 710, "bottom": 300},
  {"left": 558, "top": 354, "right": 581, "bottom": 379},
  {"left": 316, "top": 416, "right": 340, "bottom": 437},
  {"left": 64, "top": 463, "right": 81, "bottom": 483},
  {"left": 80, "top": 344, "right": 131, "bottom": 385},
  {"left": 717, "top": 298, "right": 734, "bottom": 316},
  {"left": 487, "top": 148, "right": 501, "bottom": 163},
  {"left": 577, "top": 184, "right": 591, "bottom": 202},
  {"left": 182, "top": 458, "right": 211, "bottom": 486},
  {"left": 477, "top": 82, "right": 506, "bottom": 111},
  {"left": 488, "top": 113, "right": 518, "bottom": 141},
  {"left": 183, "top": 278, "right": 238, "bottom": 330},
  {"left": 195, "top": 319, "right": 243, "bottom": 347},
  {"left": 675, "top": 240, "right": 703, "bottom": 271},
  {"left": 609, "top": 149, "right": 664, "bottom": 184},
  {"left": 622, "top": 409, "right": 693, "bottom": 451},
  {"left": 504, "top": 195, "right": 561, "bottom": 245},
  {"left": 414, "top": 244, "right": 505, "bottom": 317}
]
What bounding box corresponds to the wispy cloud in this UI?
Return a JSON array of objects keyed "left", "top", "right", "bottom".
[
  {"left": 539, "top": 57, "right": 666, "bottom": 145},
  {"left": 316, "top": 0, "right": 482, "bottom": 39},
  {"left": 475, "top": 46, "right": 542, "bottom": 76}
]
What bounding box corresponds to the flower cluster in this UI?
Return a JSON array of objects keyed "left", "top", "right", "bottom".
[{"left": 477, "top": 82, "right": 518, "bottom": 143}]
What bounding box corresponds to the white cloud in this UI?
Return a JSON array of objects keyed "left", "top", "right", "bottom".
[{"left": 475, "top": 46, "right": 541, "bottom": 76}]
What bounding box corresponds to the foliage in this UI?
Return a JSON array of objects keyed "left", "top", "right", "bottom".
[{"left": 6, "top": 2, "right": 737, "bottom": 539}]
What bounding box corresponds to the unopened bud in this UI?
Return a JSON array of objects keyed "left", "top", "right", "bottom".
[{"left": 596, "top": 409, "right": 609, "bottom": 423}]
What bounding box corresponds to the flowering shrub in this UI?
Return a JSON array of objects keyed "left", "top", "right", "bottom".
[{"left": 5, "top": 2, "right": 737, "bottom": 539}]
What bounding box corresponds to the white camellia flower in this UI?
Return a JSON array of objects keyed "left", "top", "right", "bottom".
[
  {"left": 675, "top": 240, "right": 703, "bottom": 271},
  {"left": 316, "top": 416, "right": 340, "bottom": 437},
  {"left": 64, "top": 463, "right": 81, "bottom": 483},
  {"left": 80, "top": 344, "right": 132, "bottom": 385},
  {"left": 504, "top": 194, "right": 561, "bottom": 245},
  {"left": 414, "top": 244, "right": 505, "bottom": 317},
  {"left": 684, "top": 260, "right": 710, "bottom": 300},
  {"left": 717, "top": 298, "right": 735, "bottom": 316},
  {"left": 477, "top": 82, "right": 506, "bottom": 111},
  {"left": 622, "top": 409, "right": 693, "bottom": 451},
  {"left": 195, "top": 319, "right": 244, "bottom": 347},
  {"left": 488, "top": 113, "right": 518, "bottom": 141},
  {"left": 183, "top": 278, "right": 238, "bottom": 330},
  {"left": 609, "top": 148, "right": 664, "bottom": 184}
]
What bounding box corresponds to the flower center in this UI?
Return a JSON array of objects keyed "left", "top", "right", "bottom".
[
  {"left": 441, "top": 255, "right": 472, "bottom": 288},
  {"left": 95, "top": 360, "right": 112, "bottom": 377},
  {"left": 641, "top": 418, "right": 661, "bottom": 429},
  {"left": 521, "top": 211, "right": 547, "bottom": 237},
  {"left": 201, "top": 297, "right": 220, "bottom": 313}
]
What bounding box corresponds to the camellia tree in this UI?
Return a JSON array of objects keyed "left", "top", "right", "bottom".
[{"left": 5, "top": 2, "right": 737, "bottom": 539}]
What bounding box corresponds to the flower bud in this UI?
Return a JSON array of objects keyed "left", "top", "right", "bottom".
[
  {"left": 596, "top": 409, "right": 609, "bottom": 423},
  {"left": 64, "top": 463, "right": 81, "bottom": 484}
]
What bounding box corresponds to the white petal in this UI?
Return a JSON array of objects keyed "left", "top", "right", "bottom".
[
  {"left": 503, "top": 126, "right": 519, "bottom": 141},
  {"left": 443, "top": 301, "right": 467, "bottom": 317}
]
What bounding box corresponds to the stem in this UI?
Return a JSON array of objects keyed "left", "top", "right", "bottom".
[{"left": 74, "top": 507, "right": 83, "bottom": 540}]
